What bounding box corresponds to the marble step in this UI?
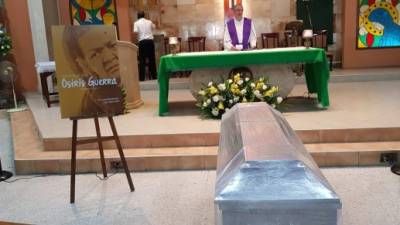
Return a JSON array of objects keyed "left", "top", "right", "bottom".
[
  {"left": 39, "top": 127, "right": 400, "bottom": 151},
  {"left": 15, "top": 142, "right": 400, "bottom": 174}
]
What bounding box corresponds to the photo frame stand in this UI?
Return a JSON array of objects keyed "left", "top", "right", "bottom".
[{"left": 69, "top": 115, "right": 135, "bottom": 203}]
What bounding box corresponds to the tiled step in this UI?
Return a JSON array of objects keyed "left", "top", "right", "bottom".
[
  {"left": 11, "top": 110, "right": 400, "bottom": 151},
  {"left": 40, "top": 127, "right": 400, "bottom": 151},
  {"left": 15, "top": 146, "right": 218, "bottom": 174},
  {"left": 14, "top": 142, "right": 400, "bottom": 174},
  {"left": 307, "top": 142, "right": 400, "bottom": 167},
  {"left": 10, "top": 107, "right": 400, "bottom": 174}
]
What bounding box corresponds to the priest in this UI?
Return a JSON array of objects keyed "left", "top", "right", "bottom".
[{"left": 224, "top": 4, "right": 257, "bottom": 51}]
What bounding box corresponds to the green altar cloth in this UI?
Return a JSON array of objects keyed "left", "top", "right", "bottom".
[{"left": 157, "top": 47, "right": 330, "bottom": 116}]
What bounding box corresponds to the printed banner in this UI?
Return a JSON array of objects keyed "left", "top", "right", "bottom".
[{"left": 52, "top": 25, "right": 125, "bottom": 118}]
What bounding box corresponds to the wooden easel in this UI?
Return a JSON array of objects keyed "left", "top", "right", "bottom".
[{"left": 70, "top": 115, "right": 135, "bottom": 203}]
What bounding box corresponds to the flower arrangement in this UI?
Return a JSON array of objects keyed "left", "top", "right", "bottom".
[
  {"left": 197, "top": 73, "right": 283, "bottom": 119},
  {"left": 0, "top": 27, "right": 12, "bottom": 59}
]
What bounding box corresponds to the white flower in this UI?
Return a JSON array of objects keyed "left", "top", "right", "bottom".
[
  {"left": 202, "top": 102, "right": 208, "bottom": 107},
  {"left": 234, "top": 97, "right": 240, "bottom": 102},
  {"left": 198, "top": 90, "right": 206, "bottom": 96},
  {"left": 211, "top": 108, "right": 219, "bottom": 116},
  {"left": 206, "top": 99, "right": 211, "bottom": 104},
  {"left": 276, "top": 96, "right": 283, "bottom": 104},
  {"left": 250, "top": 83, "right": 255, "bottom": 88},
  {"left": 254, "top": 90, "right": 262, "bottom": 99},
  {"left": 212, "top": 95, "right": 220, "bottom": 102},
  {"left": 238, "top": 80, "right": 244, "bottom": 85},
  {"left": 262, "top": 84, "right": 267, "bottom": 90},
  {"left": 240, "top": 89, "right": 247, "bottom": 95},
  {"left": 218, "top": 83, "right": 226, "bottom": 91},
  {"left": 228, "top": 79, "right": 233, "bottom": 84},
  {"left": 229, "top": 99, "right": 233, "bottom": 104},
  {"left": 245, "top": 77, "right": 250, "bottom": 82},
  {"left": 208, "top": 82, "right": 213, "bottom": 87},
  {"left": 271, "top": 104, "right": 276, "bottom": 108}
]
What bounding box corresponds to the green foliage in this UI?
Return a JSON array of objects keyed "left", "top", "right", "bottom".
[{"left": 0, "top": 28, "right": 12, "bottom": 59}]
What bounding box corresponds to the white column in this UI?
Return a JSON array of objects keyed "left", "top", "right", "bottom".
[
  {"left": 27, "top": 0, "right": 51, "bottom": 93},
  {"left": 27, "top": 0, "right": 49, "bottom": 62}
]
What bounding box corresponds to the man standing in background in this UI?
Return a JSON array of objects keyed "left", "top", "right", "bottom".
[
  {"left": 133, "top": 11, "right": 157, "bottom": 81},
  {"left": 224, "top": 4, "right": 257, "bottom": 51}
]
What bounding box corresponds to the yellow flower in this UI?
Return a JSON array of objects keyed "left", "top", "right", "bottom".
[
  {"left": 231, "top": 87, "right": 240, "bottom": 95},
  {"left": 234, "top": 73, "right": 241, "bottom": 83},
  {"left": 230, "top": 84, "right": 241, "bottom": 95},
  {"left": 256, "top": 82, "right": 264, "bottom": 90},
  {"left": 198, "top": 90, "right": 206, "bottom": 96},
  {"left": 209, "top": 86, "right": 219, "bottom": 95},
  {"left": 270, "top": 86, "right": 279, "bottom": 93},
  {"left": 218, "top": 101, "right": 225, "bottom": 110},
  {"left": 264, "top": 90, "right": 273, "bottom": 97}
]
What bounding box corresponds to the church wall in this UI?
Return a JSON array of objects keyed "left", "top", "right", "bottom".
[
  {"left": 158, "top": 0, "right": 297, "bottom": 51},
  {"left": 155, "top": 0, "right": 344, "bottom": 63},
  {"left": 4, "top": 0, "right": 37, "bottom": 92}
]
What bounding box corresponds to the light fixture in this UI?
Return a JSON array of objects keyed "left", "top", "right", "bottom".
[
  {"left": 302, "top": 29, "right": 313, "bottom": 49},
  {"left": 169, "top": 37, "right": 180, "bottom": 55}
]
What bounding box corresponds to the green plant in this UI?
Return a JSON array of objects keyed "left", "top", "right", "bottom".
[
  {"left": 0, "top": 28, "right": 12, "bottom": 59},
  {"left": 197, "top": 73, "right": 283, "bottom": 119}
]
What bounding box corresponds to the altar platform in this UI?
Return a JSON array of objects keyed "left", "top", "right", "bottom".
[{"left": 12, "top": 67, "right": 400, "bottom": 174}]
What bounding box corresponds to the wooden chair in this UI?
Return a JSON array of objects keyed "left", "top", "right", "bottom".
[
  {"left": 164, "top": 37, "right": 182, "bottom": 55},
  {"left": 312, "top": 30, "right": 333, "bottom": 71},
  {"left": 261, "top": 32, "right": 280, "bottom": 49},
  {"left": 284, "top": 30, "right": 304, "bottom": 47},
  {"left": 188, "top": 36, "right": 206, "bottom": 52},
  {"left": 284, "top": 21, "right": 304, "bottom": 35},
  {"left": 284, "top": 20, "right": 304, "bottom": 47}
]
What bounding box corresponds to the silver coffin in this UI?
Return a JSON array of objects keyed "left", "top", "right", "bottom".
[{"left": 215, "top": 103, "right": 342, "bottom": 225}]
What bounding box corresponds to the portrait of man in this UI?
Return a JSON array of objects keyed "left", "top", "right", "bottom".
[{"left": 53, "top": 25, "right": 125, "bottom": 118}]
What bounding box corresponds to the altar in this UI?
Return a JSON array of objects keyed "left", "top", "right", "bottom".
[{"left": 157, "top": 47, "right": 330, "bottom": 116}]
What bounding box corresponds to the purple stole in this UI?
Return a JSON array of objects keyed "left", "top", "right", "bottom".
[{"left": 227, "top": 17, "right": 252, "bottom": 50}]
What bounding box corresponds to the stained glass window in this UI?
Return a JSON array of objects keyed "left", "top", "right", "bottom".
[{"left": 357, "top": 0, "right": 400, "bottom": 48}]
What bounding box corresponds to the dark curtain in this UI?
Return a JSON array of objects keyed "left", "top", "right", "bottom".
[{"left": 296, "top": 0, "right": 334, "bottom": 44}]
